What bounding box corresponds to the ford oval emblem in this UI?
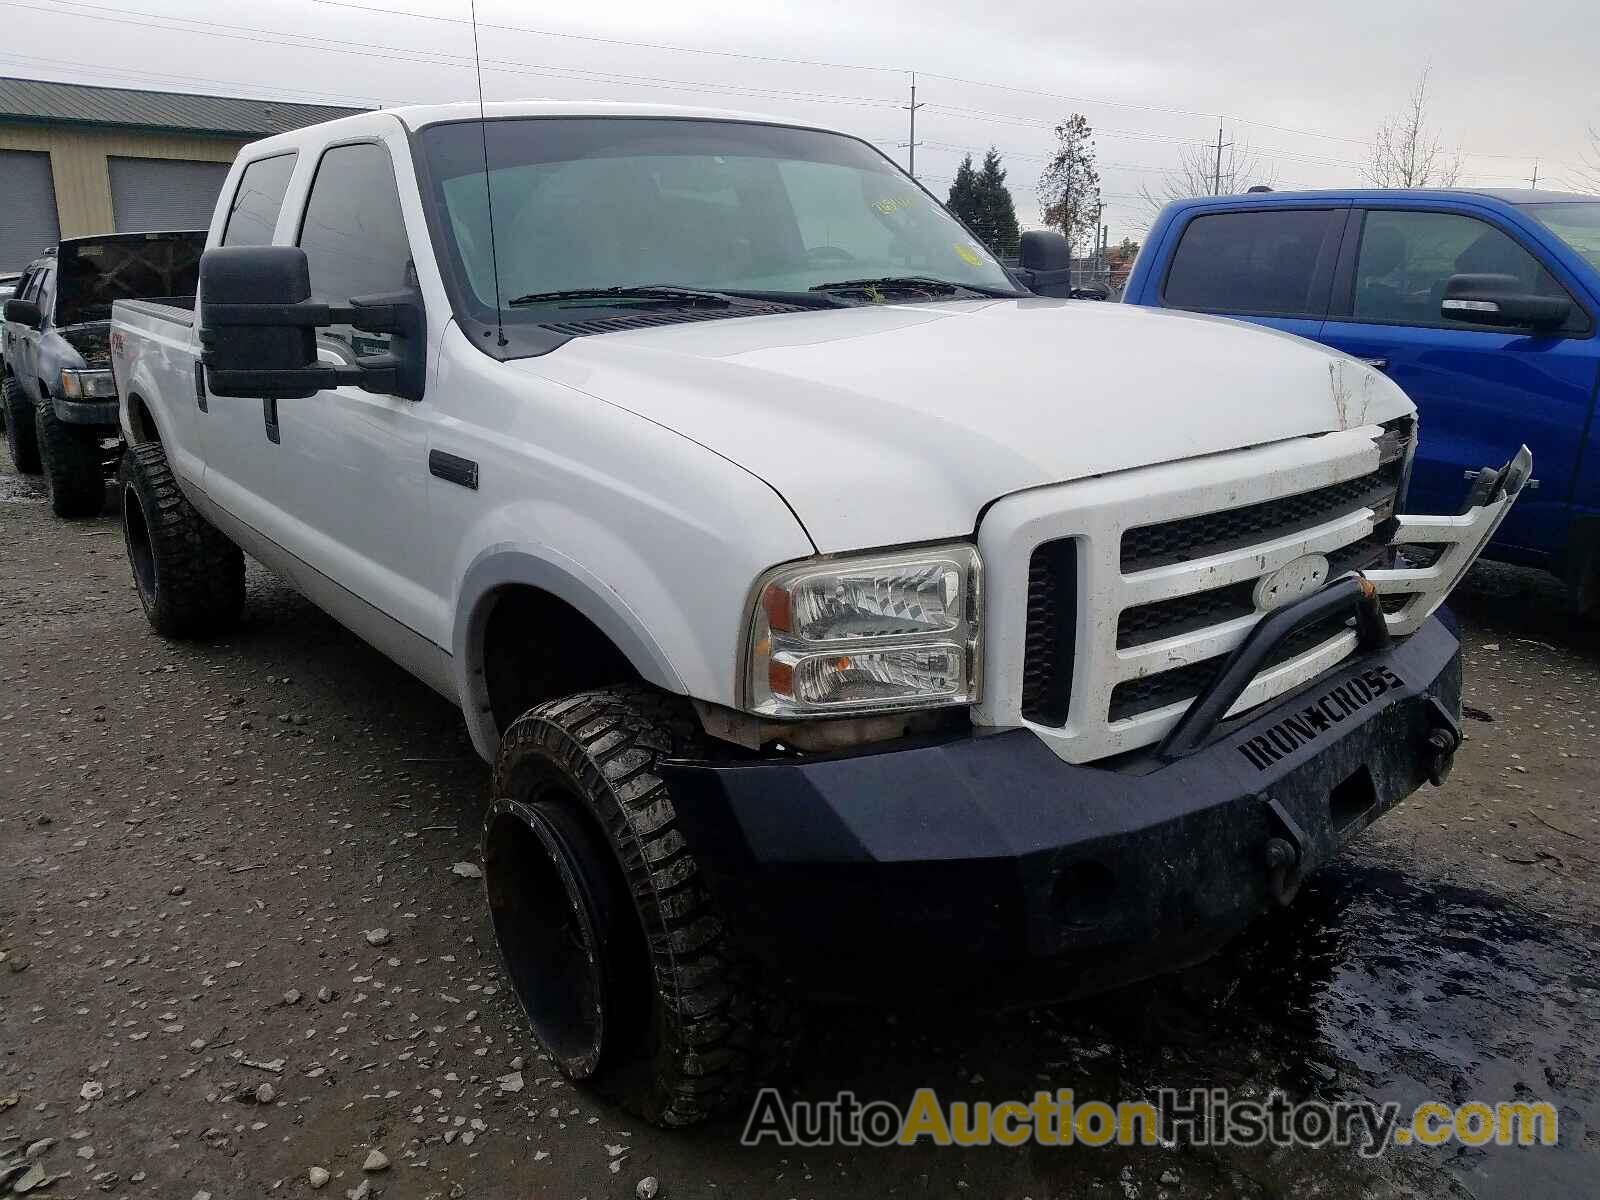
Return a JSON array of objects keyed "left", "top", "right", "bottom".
[{"left": 1253, "top": 554, "right": 1330, "bottom": 612}]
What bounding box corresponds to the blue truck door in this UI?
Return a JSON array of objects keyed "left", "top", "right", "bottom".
[
  {"left": 1145, "top": 203, "right": 1348, "bottom": 344},
  {"left": 1319, "top": 204, "right": 1599, "bottom": 559}
]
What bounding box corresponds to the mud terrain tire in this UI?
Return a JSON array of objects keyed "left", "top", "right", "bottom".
[
  {"left": 120, "top": 440, "right": 244, "bottom": 637},
  {"left": 485, "top": 686, "right": 759, "bottom": 1127},
  {"left": 35, "top": 397, "right": 106, "bottom": 517},
  {"left": 3, "top": 377, "right": 40, "bottom": 473}
]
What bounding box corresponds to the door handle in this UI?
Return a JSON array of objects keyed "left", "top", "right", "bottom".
[{"left": 1361, "top": 357, "right": 1389, "bottom": 371}]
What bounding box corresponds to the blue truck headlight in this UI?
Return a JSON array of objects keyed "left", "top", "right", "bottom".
[
  {"left": 745, "top": 544, "right": 982, "bottom": 716},
  {"left": 59, "top": 368, "right": 117, "bottom": 400}
]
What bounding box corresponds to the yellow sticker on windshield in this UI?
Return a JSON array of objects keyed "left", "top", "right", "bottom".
[
  {"left": 872, "top": 195, "right": 914, "bottom": 216},
  {"left": 954, "top": 243, "right": 984, "bottom": 267}
]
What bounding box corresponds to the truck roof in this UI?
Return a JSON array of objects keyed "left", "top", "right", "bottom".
[
  {"left": 319, "top": 99, "right": 819, "bottom": 138},
  {"left": 1167, "top": 186, "right": 1593, "bottom": 207}
]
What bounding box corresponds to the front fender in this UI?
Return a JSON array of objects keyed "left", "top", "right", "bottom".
[{"left": 453, "top": 544, "right": 690, "bottom": 759}]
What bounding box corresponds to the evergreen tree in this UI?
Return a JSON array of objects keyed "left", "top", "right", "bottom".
[
  {"left": 976, "top": 148, "right": 1021, "bottom": 258},
  {"left": 946, "top": 154, "right": 981, "bottom": 235},
  {"left": 946, "top": 148, "right": 1021, "bottom": 258}
]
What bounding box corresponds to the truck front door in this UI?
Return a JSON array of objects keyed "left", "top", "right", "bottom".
[
  {"left": 1318, "top": 205, "right": 1599, "bottom": 560},
  {"left": 14, "top": 265, "right": 53, "bottom": 399}
]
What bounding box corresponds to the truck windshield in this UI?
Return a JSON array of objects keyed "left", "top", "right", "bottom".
[
  {"left": 55, "top": 233, "right": 205, "bottom": 326},
  {"left": 1519, "top": 202, "right": 1600, "bottom": 274},
  {"left": 417, "top": 117, "right": 1020, "bottom": 321}
]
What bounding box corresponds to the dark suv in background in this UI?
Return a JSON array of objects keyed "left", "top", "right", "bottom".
[{"left": 2, "top": 231, "right": 203, "bottom": 515}]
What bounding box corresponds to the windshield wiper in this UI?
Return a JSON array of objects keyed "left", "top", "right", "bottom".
[
  {"left": 809, "top": 276, "right": 1021, "bottom": 299},
  {"left": 507, "top": 286, "right": 734, "bottom": 308}
]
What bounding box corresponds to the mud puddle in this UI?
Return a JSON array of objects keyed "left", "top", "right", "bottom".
[{"left": 735, "top": 857, "right": 1599, "bottom": 1197}]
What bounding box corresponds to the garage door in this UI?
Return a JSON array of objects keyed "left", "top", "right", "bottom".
[
  {"left": 0, "top": 149, "right": 61, "bottom": 272},
  {"left": 108, "top": 157, "right": 232, "bottom": 233}
]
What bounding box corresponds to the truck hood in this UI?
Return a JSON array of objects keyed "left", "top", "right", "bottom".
[{"left": 519, "top": 297, "right": 1412, "bottom": 552}]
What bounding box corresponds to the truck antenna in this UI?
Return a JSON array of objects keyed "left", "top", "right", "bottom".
[{"left": 470, "top": 0, "right": 507, "bottom": 347}]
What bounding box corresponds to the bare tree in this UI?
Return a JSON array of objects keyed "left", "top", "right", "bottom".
[
  {"left": 1568, "top": 127, "right": 1600, "bottom": 194},
  {"left": 1037, "top": 114, "right": 1101, "bottom": 255},
  {"left": 1139, "top": 139, "right": 1279, "bottom": 223},
  {"left": 1365, "top": 69, "right": 1463, "bottom": 188}
]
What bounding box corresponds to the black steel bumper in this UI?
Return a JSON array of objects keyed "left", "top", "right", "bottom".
[{"left": 664, "top": 602, "right": 1462, "bottom": 1006}]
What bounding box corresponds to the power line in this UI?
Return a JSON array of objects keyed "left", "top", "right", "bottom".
[
  {"left": 13, "top": 0, "right": 905, "bottom": 111},
  {"left": 310, "top": 0, "right": 1563, "bottom": 165},
  {"left": 0, "top": 48, "right": 401, "bottom": 107},
  {"left": 312, "top": 0, "right": 906, "bottom": 75},
  {"left": 10, "top": 0, "right": 1577, "bottom": 225}
]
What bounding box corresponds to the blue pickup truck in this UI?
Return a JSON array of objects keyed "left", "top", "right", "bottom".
[{"left": 1123, "top": 189, "right": 1600, "bottom": 612}]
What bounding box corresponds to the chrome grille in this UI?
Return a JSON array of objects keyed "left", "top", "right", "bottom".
[
  {"left": 1120, "top": 462, "right": 1402, "bottom": 572},
  {"left": 1019, "top": 418, "right": 1414, "bottom": 740}
]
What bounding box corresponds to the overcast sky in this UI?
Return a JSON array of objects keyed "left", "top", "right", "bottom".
[{"left": 3, "top": 0, "right": 1596, "bottom": 242}]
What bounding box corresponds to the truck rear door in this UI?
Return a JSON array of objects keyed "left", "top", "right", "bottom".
[
  {"left": 1149, "top": 203, "right": 1349, "bottom": 345},
  {"left": 1318, "top": 202, "right": 1599, "bottom": 558},
  {"left": 200, "top": 128, "right": 445, "bottom": 647}
]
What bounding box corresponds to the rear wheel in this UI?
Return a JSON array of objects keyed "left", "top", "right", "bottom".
[
  {"left": 2, "top": 378, "right": 40, "bottom": 474},
  {"left": 120, "top": 440, "right": 244, "bottom": 637},
  {"left": 484, "top": 687, "right": 759, "bottom": 1127},
  {"left": 34, "top": 398, "right": 106, "bottom": 517}
]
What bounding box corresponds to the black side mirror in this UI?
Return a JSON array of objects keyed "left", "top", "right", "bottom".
[
  {"left": 1441, "top": 273, "right": 1572, "bottom": 332},
  {"left": 199, "top": 246, "right": 427, "bottom": 401},
  {"left": 1015, "top": 230, "right": 1075, "bottom": 297},
  {"left": 4, "top": 298, "right": 42, "bottom": 330}
]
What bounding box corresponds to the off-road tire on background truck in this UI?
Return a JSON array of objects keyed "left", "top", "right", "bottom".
[
  {"left": 120, "top": 440, "right": 245, "bottom": 637},
  {"left": 484, "top": 687, "right": 762, "bottom": 1127},
  {"left": 2, "top": 377, "right": 40, "bottom": 474},
  {"left": 34, "top": 395, "right": 107, "bottom": 517}
]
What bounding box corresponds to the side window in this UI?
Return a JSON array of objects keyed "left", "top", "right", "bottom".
[
  {"left": 12, "top": 269, "right": 35, "bottom": 303},
  {"left": 34, "top": 266, "right": 55, "bottom": 320},
  {"left": 1351, "top": 209, "right": 1576, "bottom": 329},
  {"left": 1163, "top": 209, "right": 1340, "bottom": 318},
  {"left": 296, "top": 142, "right": 413, "bottom": 362},
  {"left": 221, "top": 153, "right": 298, "bottom": 247}
]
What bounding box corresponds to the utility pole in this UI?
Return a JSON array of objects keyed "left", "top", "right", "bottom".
[
  {"left": 902, "top": 72, "right": 924, "bottom": 179},
  {"left": 1529, "top": 160, "right": 1540, "bottom": 189},
  {"left": 1212, "top": 119, "right": 1232, "bottom": 196}
]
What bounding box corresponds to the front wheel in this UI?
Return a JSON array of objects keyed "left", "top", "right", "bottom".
[
  {"left": 2, "top": 378, "right": 40, "bottom": 474},
  {"left": 484, "top": 687, "right": 759, "bottom": 1127},
  {"left": 120, "top": 440, "right": 244, "bottom": 637},
  {"left": 35, "top": 399, "right": 107, "bottom": 517}
]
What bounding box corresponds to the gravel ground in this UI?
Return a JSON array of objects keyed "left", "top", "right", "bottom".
[{"left": 2, "top": 456, "right": 1597, "bottom": 1199}]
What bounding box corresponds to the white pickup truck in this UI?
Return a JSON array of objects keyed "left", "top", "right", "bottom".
[{"left": 110, "top": 100, "right": 1530, "bottom": 1126}]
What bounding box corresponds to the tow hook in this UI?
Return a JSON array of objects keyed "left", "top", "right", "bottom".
[
  {"left": 1262, "top": 795, "right": 1309, "bottom": 907},
  {"left": 1422, "top": 695, "right": 1463, "bottom": 786}
]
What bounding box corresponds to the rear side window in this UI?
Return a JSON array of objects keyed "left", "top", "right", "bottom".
[
  {"left": 1163, "top": 209, "right": 1340, "bottom": 317},
  {"left": 296, "top": 142, "right": 413, "bottom": 362},
  {"left": 221, "top": 153, "right": 298, "bottom": 247}
]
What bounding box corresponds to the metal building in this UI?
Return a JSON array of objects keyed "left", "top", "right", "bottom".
[{"left": 0, "top": 78, "right": 364, "bottom": 271}]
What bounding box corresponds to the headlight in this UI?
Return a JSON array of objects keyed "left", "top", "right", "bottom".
[
  {"left": 745, "top": 544, "right": 981, "bottom": 717},
  {"left": 60, "top": 369, "right": 117, "bottom": 400}
]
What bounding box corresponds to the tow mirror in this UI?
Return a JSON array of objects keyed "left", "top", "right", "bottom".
[
  {"left": 1441, "top": 273, "right": 1572, "bottom": 332},
  {"left": 4, "top": 298, "right": 42, "bottom": 329},
  {"left": 1015, "top": 230, "right": 1075, "bottom": 297},
  {"left": 199, "top": 246, "right": 426, "bottom": 401}
]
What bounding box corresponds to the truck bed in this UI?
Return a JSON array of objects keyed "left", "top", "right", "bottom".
[{"left": 114, "top": 297, "right": 195, "bottom": 329}]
